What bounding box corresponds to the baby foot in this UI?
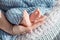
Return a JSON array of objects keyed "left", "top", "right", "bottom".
[{"left": 30, "top": 8, "right": 41, "bottom": 23}]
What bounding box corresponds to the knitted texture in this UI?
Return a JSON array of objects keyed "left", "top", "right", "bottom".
[
  {"left": 5, "top": 7, "right": 51, "bottom": 25},
  {"left": 0, "top": 1, "right": 60, "bottom": 40},
  {"left": 15, "top": 6, "right": 60, "bottom": 40},
  {"left": 0, "top": 0, "right": 56, "bottom": 10},
  {"left": 0, "top": 0, "right": 56, "bottom": 25},
  {"left": 0, "top": 0, "right": 60, "bottom": 40},
  {"left": 1, "top": 7, "right": 60, "bottom": 40}
]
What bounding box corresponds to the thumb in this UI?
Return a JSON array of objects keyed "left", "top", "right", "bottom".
[{"left": 22, "top": 10, "right": 32, "bottom": 27}]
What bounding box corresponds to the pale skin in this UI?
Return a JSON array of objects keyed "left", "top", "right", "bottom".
[{"left": 0, "top": 8, "right": 46, "bottom": 35}]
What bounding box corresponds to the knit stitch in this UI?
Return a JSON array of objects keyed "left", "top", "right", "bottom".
[{"left": 0, "top": 0, "right": 56, "bottom": 25}]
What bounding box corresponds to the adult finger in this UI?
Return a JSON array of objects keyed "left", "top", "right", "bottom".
[
  {"left": 34, "top": 16, "right": 47, "bottom": 23},
  {"left": 31, "top": 21, "right": 45, "bottom": 30}
]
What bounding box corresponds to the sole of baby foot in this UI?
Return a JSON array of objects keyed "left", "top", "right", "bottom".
[{"left": 30, "top": 8, "right": 41, "bottom": 23}]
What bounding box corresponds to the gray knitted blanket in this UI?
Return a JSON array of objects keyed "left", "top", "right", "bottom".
[
  {"left": 0, "top": 0, "right": 60, "bottom": 40},
  {"left": 15, "top": 0, "right": 60, "bottom": 40},
  {"left": 15, "top": 6, "right": 60, "bottom": 40}
]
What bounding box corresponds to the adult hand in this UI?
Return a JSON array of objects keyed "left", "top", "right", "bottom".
[
  {"left": 0, "top": 9, "right": 46, "bottom": 35},
  {"left": 29, "top": 8, "right": 47, "bottom": 31},
  {"left": 20, "top": 9, "right": 47, "bottom": 34}
]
